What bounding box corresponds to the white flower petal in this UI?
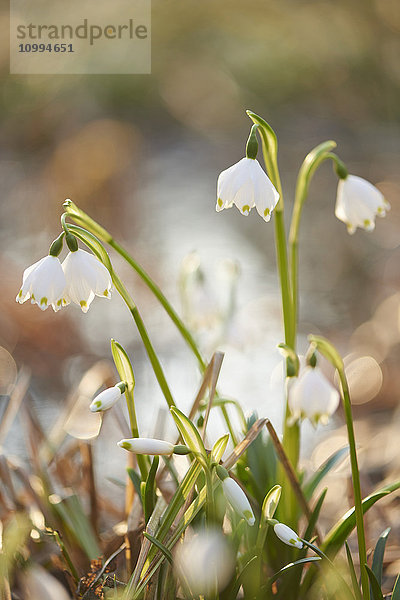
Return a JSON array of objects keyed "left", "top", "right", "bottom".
[
  {"left": 62, "top": 249, "right": 112, "bottom": 312},
  {"left": 289, "top": 367, "right": 339, "bottom": 427},
  {"left": 90, "top": 386, "right": 122, "bottom": 412},
  {"left": 335, "top": 175, "right": 388, "bottom": 233},
  {"left": 16, "top": 256, "right": 66, "bottom": 310},
  {"left": 216, "top": 157, "right": 279, "bottom": 221},
  {"left": 222, "top": 477, "right": 255, "bottom": 525}
]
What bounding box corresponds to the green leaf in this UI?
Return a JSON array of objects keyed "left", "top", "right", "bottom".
[
  {"left": 308, "top": 334, "right": 344, "bottom": 371},
  {"left": 268, "top": 557, "right": 322, "bottom": 586},
  {"left": 322, "top": 480, "right": 400, "bottom": 558},
  {"left": 345, "top": 542, "right": 362, "bottom": 600},
  {"left": 170, "top": 406, "right": 207, "bottom": 460},
  {"left": 392, "top": 574, "right": 400, "bottom": 600},
  {"left": 211, "top": 433, "right": 229, "bottom": 463},
  {"left": 303, "top": 447, "right": 349, "bottom": 501},
  {"left": 127, "top": 467, "right": 142, "bottom": 500},
  {"left": 365, "top": 564, "right": 384, "bottom": 600},
  {"left": 111, "top": 339, "right": 135, "bottom": 392},
  {"left": 51, "top": 494, "right": 100, "bottom": 560},
  {"left": 371, "top": 528, "right": 391, "bottom": 594},
  {"left": 144, "top": 456, "right": 160, "bottom": 524},
  {"left": 143, "top": 532, "right": 173, "bottom": 565}
]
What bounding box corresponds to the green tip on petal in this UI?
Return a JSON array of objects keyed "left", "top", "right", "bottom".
[
  {"left": 40, "top": 297, "right": 48, "bottom": 306},
  {"left": 103, "top": 289, "right": 109, "bottom": 296},
  {"left": 217, "top": 197, "right": 223, "bottom": 208},
  {"left": 241, "top": 205, "right": 251, "bottom": 215},
  {"left": 80, "top": 300, "right": 87, "bottom": 308}
]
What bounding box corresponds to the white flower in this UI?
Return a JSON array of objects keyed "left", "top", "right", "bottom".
[
  {"left": 289, "top": 367, "right": 340, "bottom": 427},
  {"left": 274, "top": 523, "right": 303, "bottom": 549},
  {"left": 335, "top": 175, "right": 390, "bottom": 234},
  {"left": 117, "top": 437, "right": 175, "bottom": 455},
  {"left": 16, "top": 255, "right": 68, "bottom": 311},
  {"left": 174, "top": 530, "right": 234, "bottom": 596},
  {"left": 222, "top": 477, "right": 255, "bottom": 525},
  {"left": 89, "top": 384, "right": 124, "bottom": 412},
  {"left": 62, "top": 249, "right": 112, "bottom": 313},
  {"left": 216, "top": 157, "right": 280, "bottom": 221}
]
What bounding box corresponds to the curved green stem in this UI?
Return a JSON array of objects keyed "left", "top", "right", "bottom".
[{"left": 288, "top": 143, "right": 341, "bottom": 343}]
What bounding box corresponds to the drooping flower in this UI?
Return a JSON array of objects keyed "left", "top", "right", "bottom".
[
  {"left": 62, "top": 249, "right": 112, "bottom": 313},
  {"left": 117, "top": 437, "right": 176, "bottom": 455},
  {"left": 174, "top": 530, "right": 234, "bottom": 596},
  {"left": 89, "top": 382, "right": 125, "bottom": 412},
  {"left": 335, "top": 175, "right": 390, "bottom": 234},
  {"left": 289, "top": 366, "right": 340, "bottom": 427},
  {"left": 216, "top": 157, "right": 280, "bottom": 221},
  {"left": 217, "top": 467, "right": 255, "bottom": 525},
  {"left": 16, "top": 255, "right": 67, "bottom": 311},
  {"left": 273, "top": 522, "right": 303, "bottom": 549}
]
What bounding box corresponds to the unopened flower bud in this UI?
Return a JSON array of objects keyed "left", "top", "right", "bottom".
[
  {"left": 89, "top": 382, "right": 125, "bottom": 412},
  {"left": 221, "top": 476, "right": 255, "bottom": 526},
  {"left": 117, "top": 438, "right": 175, "bottom": 455},
  {"left": 273, "top": 522, "right": 303, "bottom": 549}
]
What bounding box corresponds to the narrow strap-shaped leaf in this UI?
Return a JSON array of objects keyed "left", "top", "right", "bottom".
[
  {"left": 365, "top": 564, "right": 384, "bottom": 600},
  {"left": 170, "top": 406, "right": 207, "bottom": 460},
  {"left": 127, "top": 467, "right": 142, "bottom": 505},
  {"left": 228, "top": 556, "right": 259, "bottom": 599},
  {"left": 111, "top": 339, "right": 135, "bottom": 391},
  {"left": 268, "top": 557, "right": 322, "bottom": 587},
  {"left": 143, "top": 532, "right": 173, "bottom": 565},
  {"left": 303, "top": 488, "right": 327, "bottom": 543},
  {"left": 345, "top": 542, "right": 362, "bottom": 600},
  {"left": 303, "top": 447, "right": 349, "bottom": 501},
  {"left": 144, "top": 456, "right": 159, "bottom": 524},
  {"left": 322, "top": 479, "right": 400, "bottom": 558},
  {"left": 371, "top": 527, "right": 390, "bottom": 589}
]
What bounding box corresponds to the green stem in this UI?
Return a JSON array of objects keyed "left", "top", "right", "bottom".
[
  {"left": 205, "top": 467, "right": 216, "bottom": 526},
  {"left": 112, "top": 271, "right": 176, "bottom": 410},
  {"left": 337, "top": 369, "right": 369, "bottom": 600},
  {"left": 125, "top": 386, "right": 148, "bottom": 481}
]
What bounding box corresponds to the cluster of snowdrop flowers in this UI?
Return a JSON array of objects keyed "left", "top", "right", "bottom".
[
  {"left": 217, "top": 124, "right": 389, "bottom": 233},
  {"left": 289, "top": 366, "right": 340, "bottom": 427},
  {"left": 16, "top": 234, "right": 112, "bottom": 313}
]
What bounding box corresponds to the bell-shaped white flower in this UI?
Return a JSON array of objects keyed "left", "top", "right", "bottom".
[
  {"left": 174, "top": 530, "right": 234, "bottom": 596},
  {"left": 16, "top": 255, "right": 67, "bottom": 311},
  {"left": 335, "top": 175, "right": 390, "bottom": 234},
  {"left": 118, "top": 437, "right": 175, "bottom": 455},
  {"left": 89, "top": 383, "right": 125, "bottom": 412},
  {"left": 222, "top": 477, "right": 255, "bottom": 526},
  {"left": 216, "top": 157, "right": 280, "bottom": 221},
  {"left": 62, "top": 249, "right": 112, "bottom": 313},
  {"left": 274, "top": 522, "right": 303, "bottom": 549},
  {"left": 289, "top": 367, "right": 340, "bottom": 427}
]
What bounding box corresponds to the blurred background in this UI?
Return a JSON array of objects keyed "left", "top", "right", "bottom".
[{"left": 0, "top": 0, "right": 400, "bottom": 525}]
